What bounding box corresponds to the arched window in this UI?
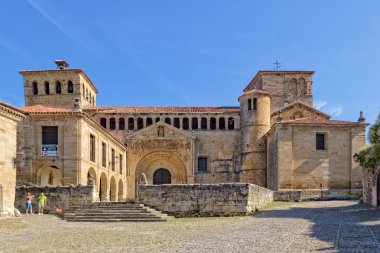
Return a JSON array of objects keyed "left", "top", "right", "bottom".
[
  {"left": 44, "top": 81, "right": 50, "bottom": 95},
  {"left": 67, "top": 80, "right": 74, "bottom": 93},
  {"left": 201, "top": 117, "right": 207, "bottom": 130},
  {"left": 253, "top": 98, "right": 257, "bottom": 110},
  {"left": 219, "top": 118, "right": 225, "bottom": 130},
  {"left": 183, "top": 118, "right": 189, "bottom": 130},
  {"left": 119, "top": 118, "right": 125, "bottom": 130},
  {"left": 128, "top": 118, "right": 134, "bottom": 130},
  {"left": 155, "top": 117, "right": 160, "bottom": 123},
  {"left": 32, "top": 82, "right": 38, "bottom": 95},
  {"left": 210, "top": 117, "right": 216, "bottom": 130},
  {"left": 174, "top": 118, "right": 180, "bottom": 128},
  {"left": 293, "top": 112, "right": 304, "bottom": 119},
  {"left": 290, "top": 78, "right": 297, "bottom": 96},
  {"left": 248, "top": 99, "right": 252, "bottom": 110},
  {"left": 100, "top": 118, "right": 107, "bottom": 128},
  {"left": 146, "top": 118, "right": 153, "bottom": 127},
  {"left": 299, "top": 78, "right": 306, "bottom": 96},
  {"left": 55, "top": 81, "right": 61, "bottom": 94},
  {"left": 192, "top": 117, "right": 198, "bottom": 129},
  {"left": 165, "top": 117, "right": 171, "bottom": 125},
  {"left": 137, "top": 117, "right": 143, "bottom": 130},
  {"left": 110, "top": 118, "right": 116, "bottom": 130},
  {"left": 228, "top": 117, "right": 234, "bottom": 130}
]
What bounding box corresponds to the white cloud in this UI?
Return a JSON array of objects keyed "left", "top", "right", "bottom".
[
  {"left": 313, "top": 100, "right": 327, "bottom": 110},
  {"left": 329, "top": 107, "right": 344, "bottom": 117}
]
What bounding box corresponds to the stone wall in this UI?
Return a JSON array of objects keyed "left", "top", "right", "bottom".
[
  {"left": 15, "top": 185, "right": 96, "bottom": 213},
  {"left": 138, "top": 183, "right": 273, "bottom": 217},
  {"left": 362, "top": 165, "right": 379, "bottom": 207},
  {"left": 274, "top": 189, "right": 362, "bottom": 202}
]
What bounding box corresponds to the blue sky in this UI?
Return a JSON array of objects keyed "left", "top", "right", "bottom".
[{"left": 1, "top": 1, "right": 379, "bottom": 124}]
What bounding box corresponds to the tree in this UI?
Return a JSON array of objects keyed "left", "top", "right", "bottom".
[{"left": 354, "top": 118, "right": 380, "bottom": 172}]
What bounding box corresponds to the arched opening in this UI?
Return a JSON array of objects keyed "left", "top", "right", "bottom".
[
  {"left": 191, "top": 117, "right": 198, "bottom": 129},
  {"left": 228, "top": 117, "right": 234, "bottom": 130},
  {"left": 201, "top": 117, "right": 207, "bottom": 130},
  {"left": 118, "top": 179, "right": 124, "bottom": 201},
  {"left": 155, "top": 117, "right": 160, "bottom": 123},
  {"left": 100, "top": 118, "right": 107, "bottom": 128},
  {"left": 290, "top": 78, "right": 297, "bottom": 96},
  {"left": 165, "top": 117, "right": 171, "bottom": 125},
  {"left": 146, "top": 118, "right": 153, "bottom": 127},
  {"left": 128, "top": 118, "right": 134, "bottom": 130},
  {"left": 248, "top": 98, "right": 252, "bottom": 110},
  {"left": 110, "top": 118, "right": 116, "bottom": 130},
  {"left": 153, "top": 168, "right": 171, "bottom": 185},
  {"left": 87, "top": 168, "right": 97, "bottom": 186},
  {"left": 137, "top": 117, "right": 143, "bottom": 130},
  {"left": 173, "top": 118, "right": 180, "bottom": 128},
  {"left": 299, "top": 78, "right": 306, "bottom": 96},
  {"left": 44, "top": 81, "right": 50, "bottom": 95},
  {"left": 119, "top": 118, "right": 125, "bottom": 130},
  {"left": 39, "top": 166, "right": 62, "bottom": 186},
  {"left": 293, "top": 111, "right": 304, "bottom": 119},
  {"left": 99, "top": 173, "right": 108, "bottom": 201},
  {"left": 67, "top": 80, "right": 74, "bottom": 93},
  {"left": 110, "top": 176, "right": 117, "bottom": 201},
  {"left": 32, "top": 81, "right": 38, "bottom": 95},
  {"left": 219, "top": 118, "right": 225, "bottom": 130},
  {"left": 183, "top": 118, "right": 189, "bottom": 130},
  {"left": 253, "top": 98, "right": 257, "bottom": 110},
  {"left": 210, "top": 117, "right": 216, "bottom": 130},
  {"left": 55, "top": 81, "right": 62, "bottom": 94}
]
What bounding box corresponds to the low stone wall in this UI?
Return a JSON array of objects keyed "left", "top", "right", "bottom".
[
  {"left": 138, "top": 183, "right": 273, "bottom": 217},
  {"left": 362, "top": 166, "right": 379, "bottom": 207},
  {"left": 274, "top": 189, "right": 362, "bottom": 202},
  {"left": 15, "top": 185, "right": 96, "bottom": 214}
]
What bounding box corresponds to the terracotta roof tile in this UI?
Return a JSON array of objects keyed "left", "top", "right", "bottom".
[
  {"left": 23, "top": 105, "right": 78, "bottom": 114},
  {"left": 271, "top": 101, "right": 331, "bottom": 118},
  {"left": 83, "top": 106, "right": 240, "bottom": 114},
  {"left": 0, "top": 101, "right": 25, "bottom": 118},
  {"left": 281, "top": 118, "right": 365, "bottom": 126}
]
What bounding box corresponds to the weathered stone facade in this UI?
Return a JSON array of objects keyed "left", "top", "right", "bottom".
[
  {"left": 0, "top": 102, "right": 25, "bottom": 216},
  {"left": 138, "top": 183, "right": 273, "bottom": 217},
  {"left": 3, "top": 62, "right": 366, "bottom": 202}
]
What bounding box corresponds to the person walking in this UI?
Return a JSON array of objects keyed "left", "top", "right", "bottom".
[
  {"left": 25, "top": 192, "right": 34, "bottom": 215},
  {"left": 37, "top": 192, "right": 47, "bottom": 215}
]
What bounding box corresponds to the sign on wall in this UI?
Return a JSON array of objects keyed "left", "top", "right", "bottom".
[{"left": 42, "top": 145, "right": 58, "bottom": 157}]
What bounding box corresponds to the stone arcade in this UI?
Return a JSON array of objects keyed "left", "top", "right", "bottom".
[{"left": 7, "top": 60, "right": 367, "bottom": 202}]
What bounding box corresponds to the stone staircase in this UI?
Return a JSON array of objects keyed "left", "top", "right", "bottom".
[{"left": 64, "top": 202, "right": 170, "bottom": 222}]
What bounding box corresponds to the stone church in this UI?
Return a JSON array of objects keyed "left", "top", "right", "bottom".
[{"left": 12, "top": 60, "right": 366, "bottom": 200}]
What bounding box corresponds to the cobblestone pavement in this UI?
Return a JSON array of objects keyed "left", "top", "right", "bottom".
[{"left": 0, "top": 201, "right": 379, "bottom": 253}]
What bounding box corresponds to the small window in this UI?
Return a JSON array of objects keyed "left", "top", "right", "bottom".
[
  {"left": 183, "top": 118, "right": 189, "bottom": 130},
  {"left": 219, "top": 118, "right": 225, "bottom": 130},
  {"left": 174, "top": 118, "right": 180, "bottom": 128},
  {"left": 228, "top": 117, "right": 234, "bottom": 130},
  {"left": 210, "top": 117, "right": 216, "bottom": 130},
  {"left": 198, "top": 157, "right": 207, "bottom": 172},
  {"left": 201, "top": 117, "right": 207, "bottom": 130},
  {"left": 32, "top": 82, "right": 38, "bottom": 95},
  {"left": 165, "top": 117, "right": 171, "bottom": 125},
  {"left": 316, "top": 133, "right": 325, "bottom": 150},
  {"left": 55, "top": 81, "right": 61, "bottom": 94},
  {"left": 110, "top": 118, "right": 116, "bottom": 130},
  {"left": 82, "top": 84, "right": 85, "bottom": 97},
  {"left": 111, "top": 149, "right": 115, "bottom": 171},
  {"left": 102, "top": 142, "right": 106, "bottom": 167},
  {"left": 90, "top": 134, "right": 95, "bottom": 162},
  {"left": 192, "top": 117, "right": 198, "bottom": 129},
  {"left": 137, "top": 118, "right": 143, "bottom": 130},
  {"left": 44, "top": 82, "right": 50, "bottom": 95},
  {"left": 248, "top": 99, "right": 252, "bottom": 110},
  {"left": 253, "top": 98, "right": 257, "bottom": 110},
  {"left": 119, "top": 154, "right": 123, "bottom": 174},
  {"left": 119, "top": 118, "right": 125, "bottom": 130},
  {"left": 68, "top": 80, "right": 74, "bottom": 93},
  {"left": 86, "top": 89, "right": 89, "bottom": 100},
  {"left": 42, "top": 126, "right": 58, "bottom": 145},
  {"left": 128, "top": 118, "right": 134, "bottom": 130},
  {"left": 155, "top": 117, "right": 160, "bottom": 123},
  {"left": 100, "top": 118, "right": 107, "bottom": 128},
  {"left": 146, "top": 118, "right": 153, "bottom": 127}
]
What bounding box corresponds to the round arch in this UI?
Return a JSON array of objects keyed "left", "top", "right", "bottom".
[
  {"left": 153, "top": 168, "right": 171, "bottom": 185},
  {"left": 110, "top": 176, "right": 117, "bottom": 201},
  {"left": 87, "top": 167, "right": 97, "bottom": 186},
  {"left": 118, "top": 179, "right": 124, "bottom": 201},
  {"left": 37, "top": 165, "right": 62, "bottom": 186},
  {"left": 99, "top": 173, "right": 108, "bottom": 202},
  {"left": 135, "top": 151, "right": 187, "bottom": 185}
]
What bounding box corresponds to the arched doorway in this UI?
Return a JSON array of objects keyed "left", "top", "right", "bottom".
[
  {"left": 153, "top": 168, "right": 171, "bottom": 185},
  {"left": 38, "top": 166, "right": 62, "bottom": 186},
  {"left": 110, "top": 176, "right": 117, "bottom": 201},
  {"left": 118, "top": 179, "right": 124, "bottom": 201},
  {"left": 99, "top": 173, "right": 108, "bottom": 201},
  {"left": 87, "top": 168, "right": 96, "bottom": 186}
]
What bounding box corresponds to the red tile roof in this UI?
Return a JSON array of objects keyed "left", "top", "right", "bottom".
[
  {"left": 23, "top": 105, "right": 78, "bottom": 114},
  {"left": 83, "top": 106, "right": 240, "bottom": 113},
  {"left": 0, "top": 101, "right": 25, "bottom": 118},
  {"left": 281, "top": 118, "right": 365, "bottom": 126}
]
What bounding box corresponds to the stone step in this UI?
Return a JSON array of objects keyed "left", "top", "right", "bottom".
[
  {"left": 65, "top": 213, "right": 157, "bottom": 217},
  {"left": 65, "top": 218, "right": 166, "bottom": 222},
  {"left": 69, "top": 209, "right": 151, "bottom": 213}
]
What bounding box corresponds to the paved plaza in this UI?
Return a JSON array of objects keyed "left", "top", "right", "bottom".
[{"left": 0, "top": 201, "right": 379, "bottom": 253}]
